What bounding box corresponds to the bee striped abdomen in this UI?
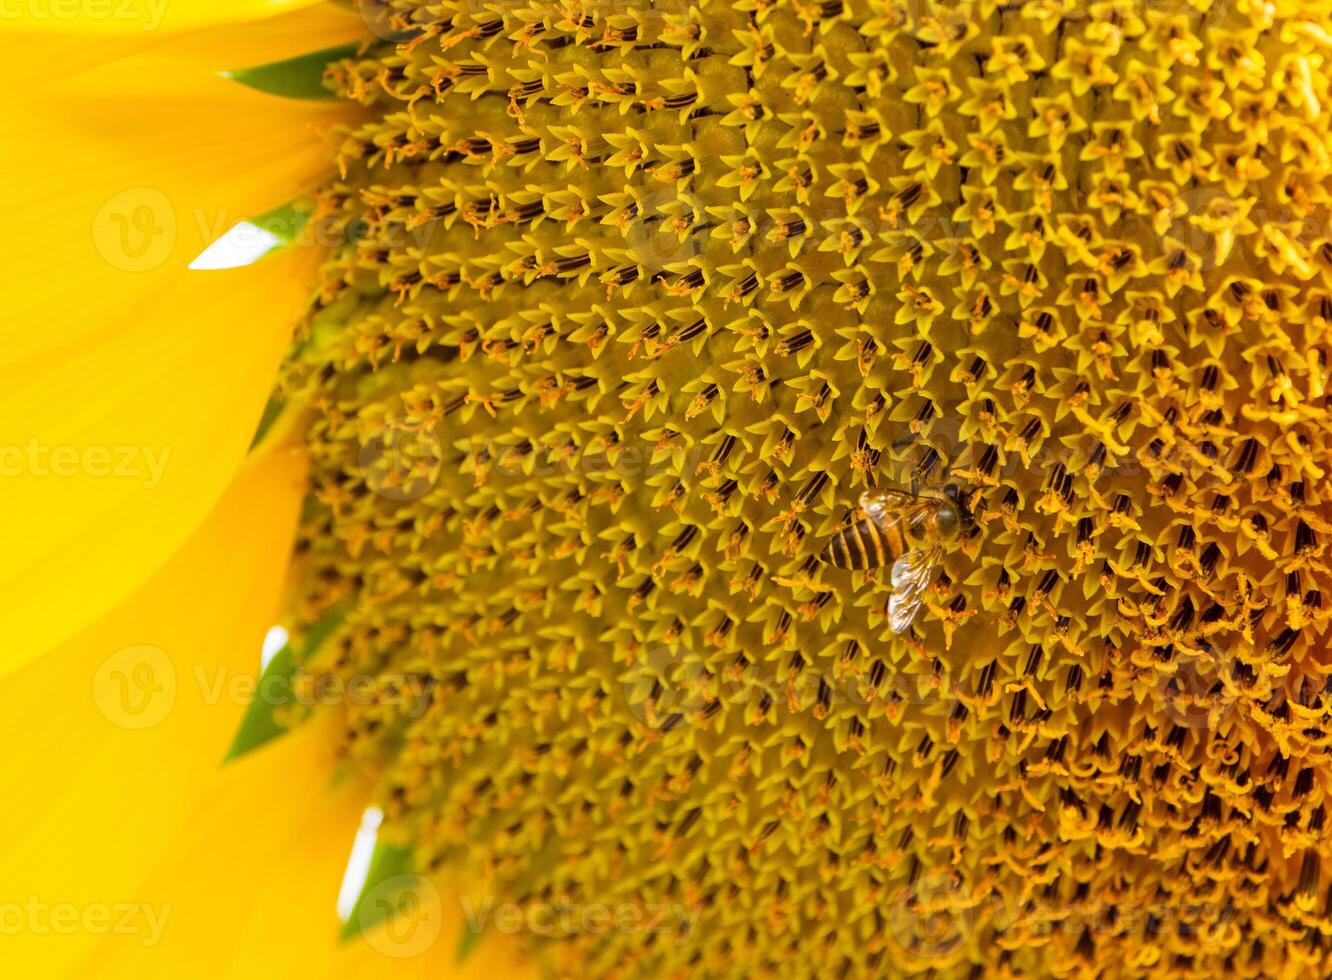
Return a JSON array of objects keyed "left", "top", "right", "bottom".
[{"left": 822, "top": 517, "right": 901, "bottom": 569}]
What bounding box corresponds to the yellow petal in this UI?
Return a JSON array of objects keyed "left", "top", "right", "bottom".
[
  {"left": 0, "top": 4, "right": 363, "bottom": 669},
  {"left": 71, "top": 711, "right": 369, "bottom": 978},
  {"left": 2, "top": 3, "right": 361, "bottom": 370},
  {"left": 0, "top": 244, "right": 321, "bottom": 673},
  {"left": 71, "top": 720, "right": 541, "bottom": 977},
  {"left": 0, "top": 444, "right": 306, "bottom": 975},
  {"left": 69, "top": 705, "right": 540, "bottom": 979}
]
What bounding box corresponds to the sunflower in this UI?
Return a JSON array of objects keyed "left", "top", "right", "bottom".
[{"left": 7, "top": 0, "right": 1332, "bottom": 977}]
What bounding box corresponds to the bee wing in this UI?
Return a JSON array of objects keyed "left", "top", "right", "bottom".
[
  {"left": 888, "top": 545, "right": 942, "bottom": 634},
  {"left": 858, "top": 488, "right": 917, "bottom": 526}
]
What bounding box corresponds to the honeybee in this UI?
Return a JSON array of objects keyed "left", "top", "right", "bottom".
[{"left": 819, "top": 484, "right": 974, "bottom": 633}]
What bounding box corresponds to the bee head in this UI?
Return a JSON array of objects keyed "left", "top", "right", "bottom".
[{"left": 942, "top": 483, "right": 975, "bottom": 532}]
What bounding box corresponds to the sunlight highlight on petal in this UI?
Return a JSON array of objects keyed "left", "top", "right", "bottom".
[
  {"left": 260, "top": 625, "right": 289, "bottom": 669},
  {"left": 188, "top": 221, "right": 284, "bottom": 270},
  {"left": 337, "top": 807, "right": 384, "bottom": 922}
]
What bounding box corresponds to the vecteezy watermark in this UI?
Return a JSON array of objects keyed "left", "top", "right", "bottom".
[
  {"left": 0, "top": 440, "right": 171, "bottom": 489},
  {"left": 461, "top": 897, "right": 701, "bottom": 945},
  {"left": 466, "top": 412, "right": 1209, "bottom": 500},
  {"left": 989, "top": 894, "right": 1240, "bottom": 942},
  {"left": 0, "top": 899, "right": 171, "bottom": 945},
  {"left": 351, "top": 0, "right": 697, "bottom": 41},
  {"left": 0, "top": 0, "right": 168, "bottom": 31},
  {"left": 193, "top": 667, "right": 436, "bottom": 718},
  {"left": 622, "top": 642, "right": 991, "bottom": 732},
  {"left": 91, "top": 184, "right": 464, "bottom": 274},
  {"left": 351, "top": 876, "right": 701, "bottom": 959},
  {"left": 92, "top": 647, "right": 435, "bottom": 730}
]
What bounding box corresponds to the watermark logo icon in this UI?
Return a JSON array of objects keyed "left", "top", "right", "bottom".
[
  {"left": 622, "top": 644, "right": 709, "bottom": 730},
  {"left": 358, "top": 420, "right": 444, "bottom": 501},
  {"left": 93, "top": 188, "right": 175, "bottom": 272},
  {"left": 353, "top": 0, "right": 426, "bottom": 42},
  {"left": 895, "top": 0, "right": 979, "bottom": 44},
  {"left": 623, "top": 186, "right": 703, "bottom": 275},
  {"left": 887, "top": 872, "right": 973, "bottom": 961},
  {"left": 1158, "top": 185, "right": 1245, "bottom": 273},
  {"left": 93, "top": 645, "right": 176, "bottom": 729},
  {"left": 358, "top": 874, "right": 443, "bottom": 958},
  {"left": 1156, "top": 648, "right": 1235, "bottom": 730}
]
